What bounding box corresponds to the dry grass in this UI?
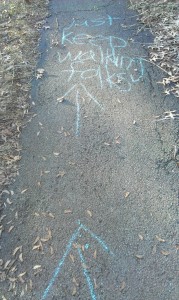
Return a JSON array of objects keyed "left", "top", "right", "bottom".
[
  {"left": 0, "top": 0, "right": 49, "bottom": 196},
  {"left": 130, "top": 0, "right": 179, "bottom": 98}
]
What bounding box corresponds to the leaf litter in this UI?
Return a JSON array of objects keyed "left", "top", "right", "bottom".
[{"left": 130, "top": 0, "right": 179, "bottom": 98}]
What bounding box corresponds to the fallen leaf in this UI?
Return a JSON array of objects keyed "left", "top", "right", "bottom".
[
  {"left": 94, "top": 278, "right": 98, "bottom": 289},
  {"left": 6, "top": 198, "right": 12, "bottom": 205},
  {"left": 56, "top": 171, "right": 66, "bottom": 178},
  {"left": 12, "top": 246, "right": 22, "bottom": 256},
  {"left": 72, "top": 277, "right": 79, "bottom": 286},
  {"left": 53, "top": 152, "right": 60, "bottom": 156},
  {"left": 104, "top": 142, "right": 111, "bottom": 146},
  {"left": 29, "top": 279, "right": 33, "bottom": 290},
  {"left": 48, "top": 212, "right": 55, "bottom": 218},
  {"left": 18, "top": 272, "right": 26, "bottom": 277},
  {"left": 64, "top": 209, "right": 72, "bottom": 214},
  {"left": 138, "top": 234, "right": 144, "bottom": 241},
  {"left": 34, "top": 212, "right": 40, "bottom": 217},
  {"left": 33, "top": 236, "right": 40, "bottom": 245},
  {"left": 37, "top": 68, "right": 45, "bottom": 74},
  {"left": 135, "top": 254, "right": 144, "bottom": 259},
  {"left": 32, "top": 245, "right": 41, "bottom": 251},
  {"left": 120, "top": 281, "right": 126, "bottom": 291},
  {"left": 156, "top": 235, "right": 165, "bottom": 242},
  {"left": 8, "top": 277, "right": 16, "bottom": 282},
  {"left": 124, "top": 192, "right": 130, "bottom": 198},
  {"left": 70, "top": 254, "right": 75, "bottom": 263},
  {"left": 73, "top": 243, "right": 81, "bottom": 249},
  {"left": 161, "top": 250, "right": 170, "bottom": 256},
  {"left": 57, "top": 96, "right": 65, "bottom": 103},
  {"left": 86, "top": 210, "right": 92, "bottom": 217},
  {"left": 94, "top": 250, "right": 97, "bottom": 259},
  {"left": 47, "top": 228, "right": 52, "bottom": 240},
  {"left": 175, "top": 244, "right": 179, "bottom": 250},
  {"left": 50, "top": 246, "right": 54, "bottom": 255},
  {"left": 19, "top": 253, "right": 23, "bottom": 262},
  {"left": 21, "top": 189, "right": 28, "bottom": 194},
  {"left": 33, "top": 265, "right": 41, "bottom": 270},
  {"left": 72, "top": 286, "right": 77, "bottom": 296},
  {"left": 4, "top": 260, "right": 11, "bottom": 269},
  {"left": 8, "top": 226, "right": 15, "bottom": 233}
]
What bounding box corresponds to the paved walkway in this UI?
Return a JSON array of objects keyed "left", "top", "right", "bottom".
[{"left": 1, "top": 1, "right": 178, "bottom": 299}]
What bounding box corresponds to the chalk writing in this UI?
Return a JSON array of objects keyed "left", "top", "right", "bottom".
[
  {"left": 40, "top": 221, "right": 113, "bottom": 300},
  {"left": 57, "top": 15, "right": 145, "bottom": 135}
]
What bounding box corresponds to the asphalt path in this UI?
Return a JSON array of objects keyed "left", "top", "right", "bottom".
[{"left": 1, "top": 0, "right": 178, "bottom": 299}]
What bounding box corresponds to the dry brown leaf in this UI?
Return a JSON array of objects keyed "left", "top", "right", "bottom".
[
  {"left": 120, "top": 281, "right": 126, "bottom": 291},
  {"left": 138, "top": 234, "right": 144, "bottom": 241},
  {"left": 8, "top": 226, "right": 15, "bottom": 233},
  {"left": 48, "top": 228, "right": 52, "bottom": 239},
  {"left": 32, "top": 244, "right": 41, "bottom": 251},
  {"left": 56, "top": 171, "right": 66, "bottom": 178},
  {"left": 34, "top": 212, "right": 40, "bottom": 217},
  {"left": 156, "top": 235, "right": 165, "bottom": 242},
  {"left": 161, "top": 250, "right": 170, "bottom": 256},
  {"left": 50, "top": 246, "right": 54, "bottom": 255},
  {"left": 53, "top": 152, "right": 60, "bottom": 156},
  {"left": 41, "top": 237, "right": 49, "bottom": 243},
  {"left": 73, "top": 243, "right": 81, "bottom": 249},
  {"left": 6, "top": 198, "right": 13, "bottom": 205},
  {"left": 0, "top": 259, "right": 3, "bottom": 266},
  {"left": 72, "top": 286, "right": 77, "bottom": 296},
  {"left": 124, "top": 192, "right": 130, "bottom": 198},
  {"left": 94, "top": 278, "right": 98, "bottom": 289},
  {"left": 12, "top": 246, "right": 22, "bottom": 256},
  {"left": 29, "top": 279, "right": 33, "bottom": 290},
  {"left": 8, "top": 277, "right": 17, "bottom": 282},
  {"left": 48, "top": 213, "right": 55, "bottom": 218},
  {"left": 86, "top": 210, "right": 92, "bottom": 217},
  {"left": 21, "top": 189, "right": 28, "bottom": 194},
  {"left": 64, "top": 209, "right": 72, "bottom": 214},
  {"left": 10, "top": 266, "right": 17, "bottom": 274},
  {"left": 135, "top": 254, "right": 144, "bottom": 259},
  {"left": 175, "top": 244, "right": 179, "bottom": 250},
  {"left": 70, "top": 254, "right": 75, "bottom": 263},
  {"left": 4, "top": 260, "right": 11, "bottom": 269},
  {"left": 94, "top": 250, "right": 97, "bottom": 259},
  {"left": 33, "top": 265, "right": 41, "bottom": 270},
  {"left": 33, "top": 236, "right": 40, "bottom": 245},
  {"left": 57, "top": 97, "right": 65, "bottom": 102},
  {"left": 72, "top": 277, "right": 79, "bottom": 286},
  {"left": 19, "top": 253, "right": 23, "bottom": 262}
]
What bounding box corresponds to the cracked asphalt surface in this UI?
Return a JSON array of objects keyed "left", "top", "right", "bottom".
[{"left": 0, "top": 0, "right": 179, "bottom": 299}]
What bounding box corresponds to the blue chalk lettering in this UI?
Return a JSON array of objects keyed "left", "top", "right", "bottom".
[
  {"left": 78, "top": 248, "right": 97, "bottom": 300},
  {"left": 76, "top": 91, "right": 80, "bottom": 136}
]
